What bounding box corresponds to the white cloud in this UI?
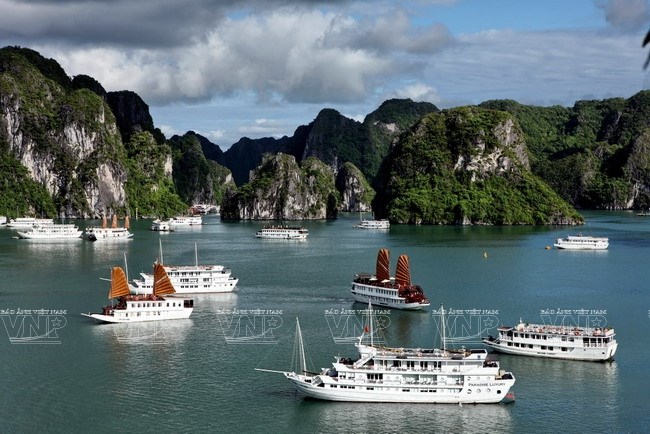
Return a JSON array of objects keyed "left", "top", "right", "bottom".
[
  {"left": 392, "top": 83, "right": 441, "bottom": 104},
  {"left": 600, "top": 0, "right": 650, "bottom": 31}
]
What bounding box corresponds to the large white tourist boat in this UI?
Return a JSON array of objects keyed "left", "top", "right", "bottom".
[
  {"left": 483, "top": 320, "right": 617, "bottom": 361},
  {"left": 354, "top": 219, "right": 390, "bottom": 229},
  {"left": 169, "top": 215, "right": 203, "bottom": 226},
  {"left": 255, "top": 225, "right": 308, "bottom": 240},
  {"left": 553, "top": 234, "right": 608, "bottom": 250},
  {"left": 257, "top": 308, "right": 516, "bottom": 404},
  {"left": 130, "top": 243, "right": 239, "bottom": 294},
  {"left": 16, "top": 223, "right": 82, "bottom": 240},
  {"left": 353, "top": 212, "right": 390, "bottom": 229},
  {"left": 151, "top": 219, "right": 174, "bottom": 232},
  {"left": 351, "top": 249, "right": 430, "bottom": 310},
  {"left": 84, "top": 215, "right": 133, "bottom": 241},
  {"left": 82, "top": 263, "right": 194, "bottom": 323},
  {"left": 6, "top": 217, "right": 54, "bottom": 228}
]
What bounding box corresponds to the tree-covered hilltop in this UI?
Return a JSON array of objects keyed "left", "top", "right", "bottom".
[
  {"left": 480, "top": 92, "right": 650, "bottom": 209},
  {"left": 168, "top": 132, "right": 235, "bottom": 208},
  {"left": 373, "top": 107, "right": 583, "bottom": 225},
  {"left": 215, "top": 99, "right": 438, "bottom": 186},
  {"left": 221, "top": 153, "right": 339, "bottom": 220}
]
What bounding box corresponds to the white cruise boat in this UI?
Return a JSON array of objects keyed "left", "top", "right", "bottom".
[
  {"left": 130, "top": 243, "right": 238, "bottom": 294},
  {"left": 85, "top": 215, "right": 133, "bottom": 241},
  {"left": 0, "top": 216, "right": 6, "bottom": 226},
  {"left": 169, "top": 215, "right": 203, "bottom": 226},
  {"left": 354, "top": 219, "right": 390, "bottom": 229},
  {"left": 483, "top": 320, "right": 617, "bottom": 361},
  {"left": 16, "top": 223, "right": 82, "bottom": 239},
  {"left": 553, "top": 234, "right": 608, "bottom": 250},
  {"left": 6, "top": 217, "right": 54, "bottom": 228},
  {"left": 82, "top": 263, "right": 194, "bottom": 323},
  {"left": 151, "top": 219, "right": 174, "bottom": 232},
  {"left": 255, "top": 225, "right": 308, "bottom": 240},
  {"left": 257, "top": 310, "right": 516, "bottom": 404},
  {"left": 351, "top": 249, "right": 429, "bottom": 310}
]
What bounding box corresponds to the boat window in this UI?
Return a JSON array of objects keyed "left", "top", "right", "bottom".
[{"left": 561, "top": 347, "right": 568, "bottom": 351}]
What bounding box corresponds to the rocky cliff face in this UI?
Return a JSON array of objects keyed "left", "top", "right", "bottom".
[
  {"left": 221, "top": 153, "right": 339, "bottom": 220},
  {"left": 0, "top": 48, "right": 129, "bottom": 217},
  {"left": 335, "top": 162, "right": 374, "bottom": 212}
]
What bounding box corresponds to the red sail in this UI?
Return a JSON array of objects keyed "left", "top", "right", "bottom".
[
  {"left": 376, "top": 248, "right": 390, "bottom": 282},
  {"left": 108, "top": 267, "right": 130, "bottom": 299},
  {"left": 395, "top": 254, "right": 411, "bottom": 286},
  {"left": 153, "top": 263, "right": 176, "bottom": 296}
]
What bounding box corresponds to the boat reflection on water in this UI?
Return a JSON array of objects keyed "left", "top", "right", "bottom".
[
  {"left": 89, "top": 317, "right": 193, "bottom": 346},
  {"left": 291, "top": 399, "right": 514, "bottom": 433},
  {"left": 495, "top": 354, "right": 620, "bottom": 429}
]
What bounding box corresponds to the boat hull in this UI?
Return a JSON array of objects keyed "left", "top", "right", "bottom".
[
  {"left": 285, "top": 373, "right": 514, "bottom": 404},
  {"left": 81, "top": 308, "right": 193, "bottom": 323}
]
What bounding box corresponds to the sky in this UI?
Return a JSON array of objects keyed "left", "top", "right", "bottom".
[{"left": 1, "top": 0, "right": 650, "bottom": 149}]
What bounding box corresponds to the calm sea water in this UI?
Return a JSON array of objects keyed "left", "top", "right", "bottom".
[{"left": 0, "top": 212, "right": 648, "bottom": 432}]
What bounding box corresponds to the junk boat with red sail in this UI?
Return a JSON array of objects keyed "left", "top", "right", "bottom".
[
  {"left": 84, "top": 215, "right": 133, "bottom": 241},
  {"left": 82, "top": 263, "right": 193, "bottom": 323},
  {"left": 350, "top": 248, "right": 429, "bottom": 310}
]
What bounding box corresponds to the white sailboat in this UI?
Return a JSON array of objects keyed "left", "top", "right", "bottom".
[{"left": 256, "top": 304, "right": 516, "bottom": 404}]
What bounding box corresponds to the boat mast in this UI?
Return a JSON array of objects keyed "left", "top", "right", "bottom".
[
  {"left": 368, "top": 301, "right": 374, "bottom": 347},
  {"left": 123, "top": 252, "right": 129, "bottom": 281},
  {"left": 195, "top": 242, "right": 198, "bottom": 267},
  {"left": 159, "top": 239, "right": 164, "bottom": 265},
  {"left": 440, "top": 303, "right": 446, "bottom": 351}
]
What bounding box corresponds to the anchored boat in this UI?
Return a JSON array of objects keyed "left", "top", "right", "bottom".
[
  {"left": 351, "top": 248, "right": 429, "bottom": 310},
  {"left": 82, "top": 263, "right": 193, "bottom": 323},
  {"left": 483, "top": 320, "right": 617, "bottom": 361},
  {"left": 257, "top": 305, "right": 515, "bottom": 404}
]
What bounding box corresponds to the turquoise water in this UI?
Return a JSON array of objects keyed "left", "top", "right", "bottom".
[{"left": 0, "top": 212, "right": 648, "bottom": 432}]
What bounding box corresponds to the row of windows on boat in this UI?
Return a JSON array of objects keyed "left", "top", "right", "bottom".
[
  {"left": 315, "top": 384, "right": 504, "bottom": 395},
  {"left": 503, "top": 332, "right": 612, "bottom": 344},
  {"left": 334, "top": 372, "right": 492, "bottom": 382},
  {"left": 339, "top": 359, "right": 486, "bottom": 369},
  {"left": 354, "top": 294, "right": 411, "bottom": 303},
  {"left": 354, "top": 282, "right": 403, "bottom": 293},
  {"left": 125, "top": 301, "right": 194, "bottom": 308}
]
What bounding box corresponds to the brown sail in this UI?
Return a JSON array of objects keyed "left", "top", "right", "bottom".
[
  {"left": 376, "top": 248, "right": 390, "bottom": 282},
  {"left": 111, "top": 214, "right": 118, "bottom": 228},
  {"left": 108, "top": 267, "right": 131, "bottom": 299},
  {"left": 124, "top": 216, "right": 130, "bottom": 229},
  {"left": 101, "top": 215, "right": 107, "bottom": 229},
  {"left": 153, "top": 262, "right": 176, "bottom": 296},
  {"left": 395, "top": 254, "right": 411, "bottom": 286}
]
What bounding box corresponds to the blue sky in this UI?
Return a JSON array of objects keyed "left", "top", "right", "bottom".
[{"left": 1, "top": 0, "right": 649, "bottom": 149}]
